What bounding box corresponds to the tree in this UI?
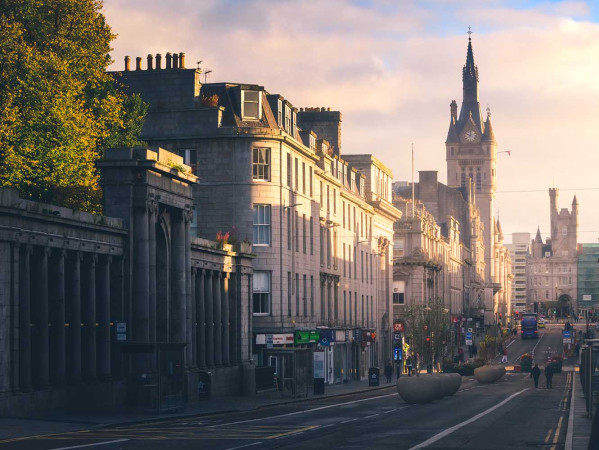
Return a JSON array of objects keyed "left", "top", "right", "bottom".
[{"left": 0, "top": 0, "right": 146, "bottom": 214}]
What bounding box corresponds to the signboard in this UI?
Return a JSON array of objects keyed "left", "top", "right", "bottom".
[
  {"left": 583, "top": 294, "right": 592, "bottom": 301},
  {"left": 313, "top": 351, "right": 325, "bottom": 378},
  {"left": 116, "top": 322, "right": 127, "bottom": 341},
  {"left": 393, "top": 333, "right": 402, "bottom": 342},
  {"left": 353, "top": 329, "right": 362, "bottom": 343},
  {"left": 563, "top": 330, "right": 572, "bottom": 344},
  {"left": 256, "top": 334, "right": 294, "bottom": 345},
  {"left": 319, "top": 329, "right": 335, "bottom": 347},
  {"left": 266, "top": 334, "right": 273, "bottom": 349},
  {"left": 465, "top": 331, "right": 473, "bottom": 346},
  {"left": 468, "top": 328, "right": 473, "bottom": 333},
  {"left": 294, "top": 330, "right": 320, "bottom": 345}
]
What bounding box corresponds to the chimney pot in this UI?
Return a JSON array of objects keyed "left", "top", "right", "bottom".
[
  {"left": 166, "top": 52, "right": 172, "bottom": 69},
  {"left": 135, "top": 57, "right": 142, "bottom": 71},
  {"left": 124, "top": 56, "right": 130, "bottom": 71},
  {"left": 155, "top": 53, "right": 162, "bottom": 70},
  {"left": 146, "top": 54, "right": 153, "bottom": 71},
  {"left": 173, "top": 53, "right": 179, "bottom": 69},
  {"left": 179, "top": 52, "right": 185, "bottom": 68}
]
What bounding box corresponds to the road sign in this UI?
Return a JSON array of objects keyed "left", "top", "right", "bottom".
[
  {"left": 116, "top": 322, "right": 127, "bottom": 341},
  {"left": 468, "top": 328, "right": 473, "bottom": 333},
  {"left": 563, "top": 330, "right": 572, "bottom": 344},
  {"left": 465, "top": 331, "right": 473, "bottom": 346},
  {"left": 266, "top": 334, "right": 273, "bottom": 349}
]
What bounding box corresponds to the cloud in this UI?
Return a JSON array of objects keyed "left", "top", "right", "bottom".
[{"left": 103, "top": 0, "right": 599, "bottom": 243}]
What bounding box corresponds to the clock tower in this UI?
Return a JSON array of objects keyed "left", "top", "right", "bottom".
[{"left": 446, "top": 34, "right": 499, "bottom": 309}]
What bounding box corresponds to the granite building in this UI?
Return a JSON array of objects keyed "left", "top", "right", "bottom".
[{"left": 116, "top": 53, "right": 401, "bottom": 391}]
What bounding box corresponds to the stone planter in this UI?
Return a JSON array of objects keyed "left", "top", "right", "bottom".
[
  {"left": 474, "top": 365, "right": 506, "bottom": 384},
  {"left": 396, "top": 373, "right": 462, "bottom": 404}
]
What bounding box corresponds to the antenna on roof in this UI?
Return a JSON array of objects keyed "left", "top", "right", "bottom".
[
  {"left": 196, "top": 60, "right": 202, "bottom": 70},
  {"left": 203, "top": 70, "right": 212, "bottom": 84}
]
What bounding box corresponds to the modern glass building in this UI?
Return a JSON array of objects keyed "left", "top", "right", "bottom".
[{"left": 577, "top": 244, "right": 599, "bottom": 314}]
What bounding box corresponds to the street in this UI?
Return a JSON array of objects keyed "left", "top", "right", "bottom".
[{"left": 0, "top": 324, "right": 576, "bottom": 450}]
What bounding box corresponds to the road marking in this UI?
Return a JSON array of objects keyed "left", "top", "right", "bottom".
[
  {"left": 545, "top": 428, "right": 553, "bottom": 443},
  {"left": 225, "top": 441, "right": 263, "bottom": 450},
  {"left": 49, "top": 439, "right": 130, "bottom": 450},
  {"left": 553, "top": 416, "right": 564, "bottom": 444},
  {"left": 211, "top": 392, "right": 398, "bottom": 427},
  {"left": 565, "top": 373, "right": 576, "bottom": 450},
  {"left": 341, "top": 419, "right": 358, "bottom": 423},
  {"left": 364, "top": 414, "right": 379, "bottom": 419},
  {"left": 408, "top": 389, "right": 528, "bottom": 449}
]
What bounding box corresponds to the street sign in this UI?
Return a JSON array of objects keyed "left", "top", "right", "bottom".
[
  {"left": 468, "top": 328, "right": 473, "bottom": 333},
  {"left": 266, "top": 334, "right": 273, "bottom": 348},
  {"left": 465, "top": 331, "right": 473, "bottom": 346},
  {"left": 563, "top": 330, "right": 572, "bottom": 344},
  {"left": 116, "top": 322, "right": 127, "bottom": 341}
]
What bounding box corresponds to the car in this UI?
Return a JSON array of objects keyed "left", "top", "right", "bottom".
[{"left": 538, "top": 319, "right": 547, "bottom": 328}]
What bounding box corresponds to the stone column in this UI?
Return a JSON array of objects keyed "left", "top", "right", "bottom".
[
  {"left": 68, "top": 252, "right": 82, "bottom": 383},
  {"left": 213, "top": 271, "right": 223, "bottom": 367},
  {"left": 18, "top": 245, "right": 32, "bottom": 391},
  {"left": 191, "top": 268, "right": 197, "bottom": 368},
  {"left": 97, "top": 256, "right": 111, "bottom": 379},
  {"left": 184, "top": 208, "right": 193, "bottom": 367},
  {"left": 205, "top": 270, "right": 215, "bottom": 368},
  {"left": 132, "top": 202, "right": 150, "bottom": 342},
  {"left": 52, "top": 249, "right": 66, "bottom": 385},
  {"left": 197, "top": 269, "right": 207, "bottom": 369},
  {"left": 229, "top": 272, "right": 239, "bottom": 366},
  {"left": 171, "top": 210, "right": 186, "bottom": 343},
  {"left": 36, "top": 247, "right": 50, "bottom": 387},
  {"left": 83, "top": 254, "right": 97, "bottom": 380},
  {"left": 148, "top": 201, "right": 157, "bottom": 343},
  {"left": 222, "top": 273, "right": 230, "bottom": 366}
]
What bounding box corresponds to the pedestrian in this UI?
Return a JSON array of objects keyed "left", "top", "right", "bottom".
[
  {"left": 384, "top": 362, "right": 393, "bottom": 383},
  {"left": 468, "top": 345, "right": 473, "bottom": 358},
  {"left": 530, "top": 364, "right": 541, "bottom": 388},
  {"left": 406, "top": 355, "right": 413, "bottom": 377},
  {"left": 545, "top": 363, "right": 554, "bottom": 389},
  {"left": 472, "top": 344, "right": 478, "bottom": 358},
  {"left": 458, "top": 347, "right": 464, "bottom": 364},
  {"left": 501, "top": 348, "right": 508, "bottom": 364}
]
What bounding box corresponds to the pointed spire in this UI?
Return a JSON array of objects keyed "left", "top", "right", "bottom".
[
  {"left": 535, "top": 227, "right": 543, "bottom": 243},
  {"left": 446, "top": 100, "right": 460, "bottom": 143},
  {"left": 462, "top": 31, "right": 479, "bottom": 103},
  {"left": 572, "top": 195, "right": 579, "bottom": 206},
  {"left": 482, "top": 106, "right": 495, "bottom": 142},
  {"left": 496, "top": 219, "right": 503, "bottom": 241}
]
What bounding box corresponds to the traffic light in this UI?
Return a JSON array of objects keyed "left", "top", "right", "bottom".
[{"left": 425, "top": 336, "right": 431, "bottom": 343}]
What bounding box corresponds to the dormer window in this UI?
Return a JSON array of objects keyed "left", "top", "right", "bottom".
[
  {"left": 242, "top": 90, "right": 261, "bottom": 120},
  {"left": 277, "top": 100, "right": 282, "bottom": 126},
  {"left": 309, "top": 135, "right": 315, "bottom": 151},
  {"left": 284, "top": 105, "right": 291, "bottom": 132},
  {"left": 292, "top": 110, "right": 297, "bottom": 136}
]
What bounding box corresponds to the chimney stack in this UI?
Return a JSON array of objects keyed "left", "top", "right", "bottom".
[
  {"left": 179, "top": 52, "right": 185, "bottom": 68},
  {"left": 166, "top": 52, "right": 172, "bottom": 69},
  {"left": 135, "top": 57, "right": 142, "bottom": 71},
  {"left": 146, "top": 54, "right": 153, "bottom": 71},
  {"left": 173, "top": 52, "right": 179, "bottom": 69},
  {"left": 124, "top": 55, "right": 130, "bottom": 71},
  {"left": 155, "top": 53, "right": 162, "bottom": 69}
]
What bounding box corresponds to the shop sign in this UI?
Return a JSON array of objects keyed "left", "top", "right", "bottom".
[
  {"left": 353, "top": 329, "right": 362, "bottom": 342},
  {"left": 319, "top": 329, "right": 335, "bottom": 347},
  {"left": 393, "top": 322, "right": 405, "bottom": 332},
  {"left": 314, "top": 351, "right": 325, "bottom": 378},
  {"left": 256, "top": 333, "right": 294, "bottom": 345},
  {"left": 294, "top": 330, "right": 320, "bottom": 345},
  {"left": 335, "top": 330, "right": 345, "bottom": 342}
]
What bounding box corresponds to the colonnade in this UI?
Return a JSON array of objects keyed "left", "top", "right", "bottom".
[
  {"left": 193, "top": 269, "right": 239, "bottom": 370},
  {"left": 17, "top": 245, "right": 114, "bottom": 391}
]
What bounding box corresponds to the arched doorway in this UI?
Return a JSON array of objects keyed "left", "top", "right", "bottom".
[
  {"left": 558, "top": 294, "right": 572, "bottom": 318},
  {"left": 156, "top": 220, "right": 170, "bottom": 343}
]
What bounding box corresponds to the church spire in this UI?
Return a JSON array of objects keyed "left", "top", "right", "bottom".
[{"left": 463, "top": 29, "right": 479, "bottom": 103}]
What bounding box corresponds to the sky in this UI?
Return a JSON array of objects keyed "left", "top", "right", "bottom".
[{"left": 103, "top": 0, "right": 599, "bottom": 245}]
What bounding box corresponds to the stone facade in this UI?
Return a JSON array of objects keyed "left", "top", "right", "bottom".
[
  {"left": 528, "top": 189, "right": 579, "bottom": 316},
  {"left": 116, "top": 54, "right": 401, "bottom": 389},
  {"left": 0, "top": 147, "right": 254, "bottom": 416}
]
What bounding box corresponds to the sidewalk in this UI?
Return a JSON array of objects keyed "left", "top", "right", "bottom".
[
  {"left": 564, "top": 365, "right": 593, "bottom": 450},
  {"left": 3, "top": 378, "right": 393, "bottom": 432}
]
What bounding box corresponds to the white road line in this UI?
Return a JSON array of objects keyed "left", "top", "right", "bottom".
[
  {"left": 211, "top": 393, "right": 399, "bottom": 428},
  {"left": 50, "top": 439, "right": 130, "bottom": 450},
  {"left": 565, "top": 373, "right": 576, "bottom": 450},
  {"left": 408, "top": 389, "right": 528, "bottom": 449},
  {"left": 341, "top": 418, "right": 358, "bottom": 423},
  {"left": 225, "top": 441, "right": 264, "bottom": 450},
  {"left": 364, "top": 414, "right": 379, "bottom": 419}
]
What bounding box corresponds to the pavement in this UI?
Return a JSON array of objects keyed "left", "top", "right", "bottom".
[
  {"left": 564, "top": 364, "right": 593, "bottom": 450},
  {"left": 0, "top": 378, "right": 393, "bottom": 440}
]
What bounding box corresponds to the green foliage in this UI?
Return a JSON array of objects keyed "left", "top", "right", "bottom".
[
  {"left": 403, "top": 298, "right": 451, "bottom": 364},
  {"left": 0, "top": 0, "right": 147, "bottom": 214},
  {"left": 478, "top": 335, "right": 498, "bottom": 363}
]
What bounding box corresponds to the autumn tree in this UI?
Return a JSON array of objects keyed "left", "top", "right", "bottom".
[{"left": 0, "top": 0, "right": 146, "bottom": 214}]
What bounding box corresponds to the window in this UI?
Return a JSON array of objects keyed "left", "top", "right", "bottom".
[
  {"left": 310, "top": 217, "right": 313, "bottom": 255},
  {"left": 393, "top": 292, "right": 405, "bottom": 305},
  {"left": 296, "top": 273, "right": 300, "bottom": 316},
  {"left": 302, "top": 214, "right": 306, "bottom": 254},
  {"left": 303, "top": 275, "right": 307, "bottom": 316},
  {"left": 302, "top": 162, "right": 306, "bottom": 194},
  {"left": 277, "top": 99, "right": 282, "bottom": 126},
  {"left": 320, "top": 181, "right": 324, "bottom": 207},
  {"left": 285, "top": 105, "right": 291, "bottom": 132},
  {"left": 252, "top": 148, "right": 270, "bottom": 180},
  {"left": 320, "top": 226, "right": 325, "bottom": 266},
  {"left": 361, "top": 251, "right": 364, "bottom": 282},
  {"left": 295, "top": 158, "right": 299, "bottom": 191},
  {"left": 242, "top": 90, "right": 261, "bottom": 119},
  {"left": 342, "top": 201, "right": 346, "bottom": 228},
  {"left": 343, "top": 244, "right": 346, "bottom": 276},
  {"left": 309, "top": 168, "right": 313, "bottom": 197},
  {"left": 333, "top": 188, "right": 336, "bottom": 214},
  {"left": 287, "top": 153, "right": 292, "bottom": 187},
  {"left": 287, "top": 272, "right": 292, "bottom": 316},
  {"left": 253, "top": 204, "right": 271, "bottom": 245},
  {"left": 295, "top": 211, "right": 299, "bottom": 252},
  {"left": 310, "top": 275, "right": 314, "bottom": 316},
  {"left": 287, "top": 207, "right": 291, "bottom": 250},
  {"left": 344, "top": 291, "right": 347, "bottom": 324},
  {"left": 327, "top": 185, "right": 330, "bottom": 213},
  {"left": 253, "top": 271, "right": 271, "bottom": 314}
]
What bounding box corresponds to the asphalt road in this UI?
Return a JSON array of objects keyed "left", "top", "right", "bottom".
[{"left": 0, "top": 325, "right": 575, "bottom": 450}]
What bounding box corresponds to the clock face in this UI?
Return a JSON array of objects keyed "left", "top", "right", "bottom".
[{"left": 465, "top": 130, "right": 477, "bottom": 142}]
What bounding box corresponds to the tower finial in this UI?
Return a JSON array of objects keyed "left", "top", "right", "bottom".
[{"left": 467, "top": 26, "right": 473, "bottom": 39}]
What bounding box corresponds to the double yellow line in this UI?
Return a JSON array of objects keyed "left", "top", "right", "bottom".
[{"left": 544, "top": 371, "right": 572, "bottom": 449}]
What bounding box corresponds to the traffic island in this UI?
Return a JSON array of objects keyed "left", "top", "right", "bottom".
[
  {"left": 474, "top": 365, "right": 506, "bottom": 384},
  {"left": 396, "top": 373, "right": 462, "bottom": 404}
]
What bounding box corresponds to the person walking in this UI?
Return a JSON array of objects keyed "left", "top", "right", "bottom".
[
  {"left": 472, "top": 344, "right": 478, "bottom": 359},
  {"left": 458, "top": 347, "right": 464, "bottom": 364},
  {"left": 406, "top": 355, "right": 413, "bottom": 377},
  {"left": 530, "top": 364, "right": 541, "bottom": 388},
  {"left": 384, "top": 362, "right": 393, "bottom": 383},
  {"left": 545, "top": 363, "right": 554, "bottom": 389},
  {"left": 501, "top": 348, "right": 508, "bottom": 364}
]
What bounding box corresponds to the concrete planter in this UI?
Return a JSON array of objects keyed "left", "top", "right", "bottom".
[
  {"left": 474, "top": 365, "right": 506, "bottom": 384},
  {"left": 396, "top": 373, "right": 462, "bottom": 404}
]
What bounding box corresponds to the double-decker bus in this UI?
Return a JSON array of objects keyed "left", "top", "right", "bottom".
[{"left": 521, "top": 313, "right": 538, "bottom": 339}]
